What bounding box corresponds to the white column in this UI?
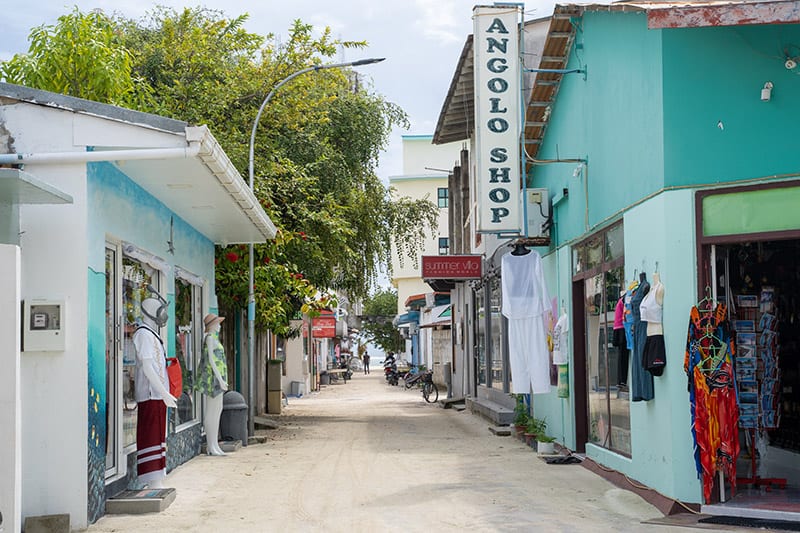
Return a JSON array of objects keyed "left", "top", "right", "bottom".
[{"left": 0, "top": 244, "right": 21, "bottom": 533}]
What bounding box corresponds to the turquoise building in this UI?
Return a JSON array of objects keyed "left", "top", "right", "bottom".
[{"left": 436, "top": 0, "right": 800, "bottom": 518}]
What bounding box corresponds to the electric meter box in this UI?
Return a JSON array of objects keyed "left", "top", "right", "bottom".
[{"left": 23, "top": 299, "right": 65, "bottom": 352}]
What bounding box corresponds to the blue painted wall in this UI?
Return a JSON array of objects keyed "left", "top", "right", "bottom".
[
  {"left": 663, "top": 24, "right": 800, "bottom": 186},
  {"left": 532, "top": 11, "right": 665, "bottom": 246},
  {"left": 85, "top": 161, "right": 216, "bottom": 517},
  {"left": 527, "top": 11, "right": 800, "bottom": 504}
]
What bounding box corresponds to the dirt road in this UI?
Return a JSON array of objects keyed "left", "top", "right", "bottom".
[{"left": 85, "top": 373, "right": 694, "bottom": 532}]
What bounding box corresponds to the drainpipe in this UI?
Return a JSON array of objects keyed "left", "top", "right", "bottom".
[{"left": 0, "top": 144, "right": 200, "bottom": 165}]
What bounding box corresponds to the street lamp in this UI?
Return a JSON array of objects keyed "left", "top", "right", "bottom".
[{"left": 246, "top": 57, "right": 385, "bottom": 435}]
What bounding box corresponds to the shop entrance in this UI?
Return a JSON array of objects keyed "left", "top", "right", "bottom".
[{"left": 706, "top": 239, "right": 800, "bottom": 513}]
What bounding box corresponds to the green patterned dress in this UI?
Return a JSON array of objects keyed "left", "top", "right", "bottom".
[{"left": 196, "top": 331, "right": 228, "bottom": 397}]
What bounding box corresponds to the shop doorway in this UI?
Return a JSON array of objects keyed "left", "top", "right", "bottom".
[{"left": 706, "top": 239, "right": 800, "bottom": 513}]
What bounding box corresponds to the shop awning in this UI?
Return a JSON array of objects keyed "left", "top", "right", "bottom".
[
  {"left": 393, "top": 310, "right": 420, "bottom": 326},
  {"left": 420, "top": 304, "right": 452, "bottom": 329}
]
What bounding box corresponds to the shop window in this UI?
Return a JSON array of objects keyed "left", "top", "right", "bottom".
[
  {"left": 437, "top": 187, "right": 449, "bottom": 208},
  {"left": 574, "top": 223, "right": 630, "bottom": 455},
  {"left": 438, "top": 237, "right": 449, "bottom": 255},
  {"left": 489, "top": 277, "right": 506, "bottom": 391},
  {"left": 173, "top": 275, "right": 203, "bottom": 428},
  {"left": 121, "top": 256, "right": 161, "bottom": 450},
  {"left": 476, "top": 287, "right": 487, "bottom": 386}
]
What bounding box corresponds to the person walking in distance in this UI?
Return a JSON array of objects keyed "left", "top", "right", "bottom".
[{"left": 363, "top": 352, "right": 371, "bottom": 374}]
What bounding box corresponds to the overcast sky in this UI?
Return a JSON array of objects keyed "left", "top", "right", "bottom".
[{"left": 2, "top": 0, "right": 559, "bottom": 181}]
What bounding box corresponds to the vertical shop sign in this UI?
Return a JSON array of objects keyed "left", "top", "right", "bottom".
[{"left": 473, "top": 4, "right": 523, "bottom": 233}]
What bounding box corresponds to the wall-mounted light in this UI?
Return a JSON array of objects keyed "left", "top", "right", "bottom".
[{"left": 761, "top": 81, "right": 774, "bottom": 102}]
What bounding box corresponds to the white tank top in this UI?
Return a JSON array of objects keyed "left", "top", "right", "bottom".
[{"left": 639, "top": 282, "right": 663, "bottom": 324}]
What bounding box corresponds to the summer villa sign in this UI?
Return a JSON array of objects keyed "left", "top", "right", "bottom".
[
  {"left": 473, "top": 4, "right": 523, "bottom": 233},
  {"left": 421, "top": 255, "right": 483, "bottom": 279}
]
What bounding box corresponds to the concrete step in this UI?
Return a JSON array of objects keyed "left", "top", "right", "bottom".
[
  {"left": 489, "top": 425, "right": 512, "bottom": 437},
  {"left": 106, "top": 488, "right": 176, "bottom": 515}
]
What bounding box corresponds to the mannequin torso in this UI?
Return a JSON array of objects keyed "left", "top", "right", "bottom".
[{"left": 645, "top": 272, "right": 665, "bottom": 336}]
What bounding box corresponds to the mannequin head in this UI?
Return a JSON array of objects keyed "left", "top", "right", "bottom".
[
  {"left": 141, "top": 297, "right": 168, "bottom": 328},
  {"left": 204, "top": 313, "right": 225, "bottom": 333}
]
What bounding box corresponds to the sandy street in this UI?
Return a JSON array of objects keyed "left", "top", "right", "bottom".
[{"left": 84, "top": 372, "right": 692, "bottom": 533}]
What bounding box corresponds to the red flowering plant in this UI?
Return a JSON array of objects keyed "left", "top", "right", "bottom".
[{"left": 214, "top": 229, "right": 332, "bottom": 337}]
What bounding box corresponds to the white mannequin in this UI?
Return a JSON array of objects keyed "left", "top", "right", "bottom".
[
  {"left": 203, "top": 319, "right": 228, "bottom": 456},
  {"left": 135, "top": 298, "right": 177, "bottom": 489},
  {"left": 646, "top": 272, "right": 666, "bottom": 336}
]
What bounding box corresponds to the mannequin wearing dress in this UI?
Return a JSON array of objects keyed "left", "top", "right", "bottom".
[
  {"left": 133, "top": 296, "right": 177, "bottom": 489},
  {"left": 200, "top": 314, "right": 228, "bottom": 456}
]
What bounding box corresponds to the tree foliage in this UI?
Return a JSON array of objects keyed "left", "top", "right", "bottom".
[
  {"left": 360, "top": 288, "right": 404, "bottom": 354},
  {"left": 1, "top": 7, "right": 438, "bottom": 336},
  {"left": 0, "top": 8, "right": 149, "bottom": 106}
]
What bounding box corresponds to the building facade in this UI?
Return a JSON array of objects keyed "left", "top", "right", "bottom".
[
  {"left": 0, "top": 83, "right": 274, "bottom": 529},
  {"left": 435, "top": 1, "right": 800, "bottom": 516}
]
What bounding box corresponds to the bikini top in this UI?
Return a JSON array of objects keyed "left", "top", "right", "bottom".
[{"left": 639, "top": 282, "right": 663, "bottom": 324}]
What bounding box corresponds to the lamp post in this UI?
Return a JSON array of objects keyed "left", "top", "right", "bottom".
[{"left": 246, "top": 57, "right": 385, "bottom": 436}]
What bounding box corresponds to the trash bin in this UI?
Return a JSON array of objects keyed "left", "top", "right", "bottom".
[
  {"left": 219, "top": 390, "right": 248, "bottom": 447},
  {"left": 290, "top": 381, "right": 306, "bottom": 397}
]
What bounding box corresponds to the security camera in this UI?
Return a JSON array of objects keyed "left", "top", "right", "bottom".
[{"left": 786, "top": 58, "right": 797, "bottom": 70}]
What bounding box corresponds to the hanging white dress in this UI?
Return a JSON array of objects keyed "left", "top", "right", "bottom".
[{"left": 501, "top": 251, "right": 551, "bottom": 394}]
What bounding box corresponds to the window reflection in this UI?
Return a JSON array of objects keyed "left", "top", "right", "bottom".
[
  {"left": 476, "top": 287, "right": 487, "bottom": 386},
  {"left": 490, "top": 277, "right": 504, "bottom": 391},
  {"left": 580, "top": 224, "right": 630, "bottom": 456}
]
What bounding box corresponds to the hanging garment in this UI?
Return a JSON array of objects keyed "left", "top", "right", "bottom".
[
  {"left": 630, "top": 276, "right": 654, "bottom": 401},
  {"left": 552, "top": 312, "right": 569, "bottom": 365},
  {"left": 502, "top": 251, "right": 551, "bottom": 394},
  {"left": 623, "top": 282, "right": 638, "bottom": 350},
  {"left": 612, "top": 297, "right": 629, "bottom": 385},
  {"left": 640, "top": 279, "right": 666, "bottom": 376},
  {"left": 684, "top": 303, "right": 740, "bottom": 503}
]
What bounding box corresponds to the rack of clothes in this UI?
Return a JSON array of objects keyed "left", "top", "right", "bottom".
[{"left": 684, "top": 289, "right": 740, "bottom": 503}]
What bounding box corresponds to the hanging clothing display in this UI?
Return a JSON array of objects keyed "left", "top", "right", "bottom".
[
  {"left": 612, "top": 296, "right": 629, "bottom": 386},
  {"left": 630, "top": 273, "right": 654, "bottom": 401},
  {"left": 501, "top": 250, "right": 551, "bottom": 394},
  {"left": 552, "top": 312, "right": 569, "bottom": 365},
  {"left": 640, "top": 277, "right": 666, "bottom": 376},
  {"left": 684, "top": 302, "right": 740, "bottom": 503}
]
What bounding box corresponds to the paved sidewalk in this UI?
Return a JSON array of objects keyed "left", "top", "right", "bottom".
[{"left": 82, "top": 374, "right": 722, "bottom": 532}]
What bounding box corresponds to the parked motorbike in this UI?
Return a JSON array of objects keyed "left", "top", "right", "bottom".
[{"left": 383, "top": 355, "right": 399, "bottom": 386}]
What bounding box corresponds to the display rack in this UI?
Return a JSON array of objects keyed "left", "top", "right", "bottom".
[{"left": 734, "top": 288, "right": 786, "bottom": 490}]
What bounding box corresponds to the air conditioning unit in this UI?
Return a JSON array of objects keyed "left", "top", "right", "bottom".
[{"left": 523, "top": 188, "right": 550, "bottom": 244}]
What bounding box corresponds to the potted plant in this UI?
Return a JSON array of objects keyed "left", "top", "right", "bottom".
[
  {"left": 524, "top": 417, "right": 546, "bottom": 448},
  {"left": 537, "top": 434, "right": 556, "bottom": 455},
  {"left": 512, "top": 394, "right": 529, "bottom": 437}
]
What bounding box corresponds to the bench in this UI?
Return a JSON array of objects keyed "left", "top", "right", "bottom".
[{"left": 324, "top": 368, "right": 349, "bottom": 383}]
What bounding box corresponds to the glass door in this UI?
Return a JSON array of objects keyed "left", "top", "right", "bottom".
[{"left": 104, "top": 245, "right": 122, "bottom": 478}]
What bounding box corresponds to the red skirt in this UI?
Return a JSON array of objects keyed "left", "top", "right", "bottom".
[{"left": 136, "top": 399, "right": 167, "bottom": 484}]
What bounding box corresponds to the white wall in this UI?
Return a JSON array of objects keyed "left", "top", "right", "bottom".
[
  {"left": 3, "top": 104, "right": 90, "bottom": 527},
  {"left": 0, "top": 245, "right": 21, "bottom": 533},
  {"left": 282, "top": 320, "right": 308, "bottom": 396}
]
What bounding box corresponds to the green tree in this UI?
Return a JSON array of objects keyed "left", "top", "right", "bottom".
[
  {"left": 360, "top": 288, "right": 403, "bottom": 354},
  {"left": 1, "top": 6, "right": 438, "bottom": 337},
  {"left": 0, "top": 8, "right": 149, "bottom": 107}
]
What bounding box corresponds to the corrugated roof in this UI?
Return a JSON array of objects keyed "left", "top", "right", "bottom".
[{"left": 433, "top": 35, "right": 474, "bottom": 145}]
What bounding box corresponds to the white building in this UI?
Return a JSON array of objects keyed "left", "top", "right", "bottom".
[
  {"left": 0, "top": 83, "right": 274, "bottom": 530},
  {"left": 389, "top": 134, "right": 461, "bottom": 372}
]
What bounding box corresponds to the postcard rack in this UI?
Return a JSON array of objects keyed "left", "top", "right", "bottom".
[{"left": 733, "top": 288, "right": 786, "bottom": 490}]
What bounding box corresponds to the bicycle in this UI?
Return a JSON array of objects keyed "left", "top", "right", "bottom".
[{"left": 420, "top": 370, "right": 438, "bottom": 403}]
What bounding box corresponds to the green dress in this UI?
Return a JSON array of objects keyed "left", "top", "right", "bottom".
[{"left": 196, "top": 331, "right": 228, "bottom": 397}]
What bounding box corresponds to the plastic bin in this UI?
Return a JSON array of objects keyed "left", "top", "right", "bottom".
[
  {"left": 219, "top": 390, "right": 248, "bottom": 447},
  {"left": 290, "top": 381, "right": 306, "bottom": 397}
]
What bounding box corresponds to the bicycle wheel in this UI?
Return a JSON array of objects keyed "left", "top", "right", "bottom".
[{"left": 424, "top": 382, "right": 439, "bottom": 403}]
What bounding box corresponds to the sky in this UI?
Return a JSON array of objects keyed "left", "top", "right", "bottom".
[{"left": 1, "top": 0, "right": 558, "bottom": 183}]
